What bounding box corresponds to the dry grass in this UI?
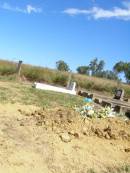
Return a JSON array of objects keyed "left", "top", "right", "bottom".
[{"left": 0, "top": 59, "right": 130, "bottom": 97}]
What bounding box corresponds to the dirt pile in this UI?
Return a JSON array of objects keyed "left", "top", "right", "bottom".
[
  {"left": 0, "top": 104, "right": 129, "bottom": 173},
  {"left": 18, "top": 107, "right": 130, "bottom": 142}
]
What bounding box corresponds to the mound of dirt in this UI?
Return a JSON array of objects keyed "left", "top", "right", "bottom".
[
  {"left": 18, "top": 106, "right": 130, "bottom": 141},
  {"left": 0, "top": 103, "right": 129, "bottom": 173}
]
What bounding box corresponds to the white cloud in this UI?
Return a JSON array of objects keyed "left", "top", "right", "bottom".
[
  {"left": 26, "top": 5, "right": 42, "bottom": 14},
  {"left": 63, "top": 1, "right": 130, "bottom": 20},
  {"left": 0, "top": 2, "right": 42, "bottom": 14},
  {"left": 63, "top": 8, "right": 89, "bottom": 16}
]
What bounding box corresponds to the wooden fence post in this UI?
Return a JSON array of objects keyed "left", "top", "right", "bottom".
[{"left": 16, "top": 60, "right": 23, "bottom": 77}]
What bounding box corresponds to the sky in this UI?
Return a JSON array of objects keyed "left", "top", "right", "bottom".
[{"left": 0, "top": 0, "right": 130, "bottom": 72}]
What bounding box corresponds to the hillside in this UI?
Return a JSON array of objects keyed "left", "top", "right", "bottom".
[
  {"left": 0, "top": 80, "right": 129, "bottom": 173},
  {"left": 0, "top": 59, "right": 130, "bottom": 98}
]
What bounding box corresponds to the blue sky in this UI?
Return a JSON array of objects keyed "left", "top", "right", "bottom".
[{"left": 0, "top": 0, "right": 130, "bottom": 72}]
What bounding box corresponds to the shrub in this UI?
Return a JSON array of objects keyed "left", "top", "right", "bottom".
[
  {"left": 53, "top": 73, "right": 68, "bottom": 86},
  {"left": 0, "top": 60, "right": 16, "bottom": 75}
]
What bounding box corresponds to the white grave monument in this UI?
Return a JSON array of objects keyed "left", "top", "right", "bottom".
[{"left": 34, "top": 82, "right": 76, "bottom": 95}]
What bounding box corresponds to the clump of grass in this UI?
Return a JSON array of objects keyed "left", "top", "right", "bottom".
[
  {"left": 122, "top": 165, "right": 130, "bottom": 173},
  {"left": 87, "top": 168, "right": 96, "bottom": 173},
  {"left": 0, "top": 74, "right": 17, "bottom": 81},
  {"left": 106, "top": 165, "right": 130, "bottom": 173},
  {"left": 0, "top": 60, "right": 16, "bottom": 75},
  {"left": 52, "top": 72, "right": 68, "bottom": 86},
  {"left": 87, "top": 165, "right": 130, "bottom": 173}
]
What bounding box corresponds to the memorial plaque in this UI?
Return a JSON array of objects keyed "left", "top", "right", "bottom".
[
  {"left": 114, "top": 89, "right": 124, "bottom": 100},
  {"left": 67, "top": 82, "right": 76, "bottom": 91}
]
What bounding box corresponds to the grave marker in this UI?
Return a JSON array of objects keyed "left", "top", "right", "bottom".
[{"left": 114, "top": 89, "right": 124, "bottom": 101}]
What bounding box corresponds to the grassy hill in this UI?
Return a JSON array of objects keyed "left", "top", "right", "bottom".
[{"left": 0, "top": 59, "right": 130, "bottom": 97}]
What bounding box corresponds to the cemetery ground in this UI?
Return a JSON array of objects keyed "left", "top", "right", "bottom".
[{"left": 0, "top": 80, "right": 130, "bottom": 173}]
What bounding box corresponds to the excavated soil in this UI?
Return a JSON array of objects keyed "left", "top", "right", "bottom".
[{"left": 0, "top": 103, "right": 129, "bottom": 173}]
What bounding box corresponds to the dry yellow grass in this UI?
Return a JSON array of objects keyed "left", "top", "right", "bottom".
[{"left": 0, "top": 59, "right": 130, "bottom": 97}]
